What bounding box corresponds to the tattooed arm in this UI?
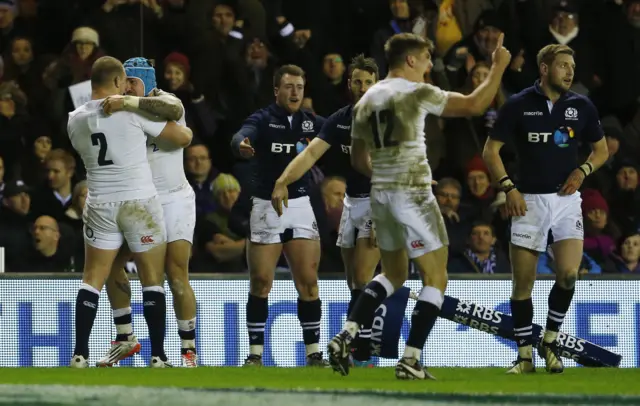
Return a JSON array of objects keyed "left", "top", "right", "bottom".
[{"left": 101, "top": 91, "right": 184, "bottom": 122}]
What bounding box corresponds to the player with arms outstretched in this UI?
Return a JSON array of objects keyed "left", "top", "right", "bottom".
[
  {"left": 327, "top": 32, "right": 511, "bottom": 379},
  {"left": 271, "top": 55, "right": 379, "bottom": 363},
  {"left": 482, "top": 44, "right": 609, "bottom": 374},
  {"left": 94, "top": 58, "right": 199, "bottom": 368},
  {"left": 67, "top": 56, "right": 192, "bottom": 368}
]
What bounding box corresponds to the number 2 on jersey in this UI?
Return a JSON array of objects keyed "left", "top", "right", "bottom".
[
  {"left": 91, "top": 132, "right": 114, "bottom": 166},
  {"left": 369, "top": 109, "right": 397, "bottom": 148},
  {"left": 150, "top": 143, "right": 159, "bottom": 152}
]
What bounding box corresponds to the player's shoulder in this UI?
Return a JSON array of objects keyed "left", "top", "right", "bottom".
[
  {"left": 564, "top": 91, "right": 597, "bottom": 109},
  {"left": 328, "top": 104, "right": 353, "bottom": 122}
]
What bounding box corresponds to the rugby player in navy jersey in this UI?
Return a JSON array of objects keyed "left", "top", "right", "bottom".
[
  {"left": 230, "top": 65, "right": 328, "bottom": 367},
  {"left": 483, "top": 44, "right": 609, "bottom": 374},
  {"left": 271, "top": 55, "right": 379, "bottom": 364}
]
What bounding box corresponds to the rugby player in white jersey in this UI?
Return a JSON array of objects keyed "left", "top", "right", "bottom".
[
  {"left": 93, "top": 58, "right": 198, "bottom": 368},
  {"left": 67, "top": 56, "right": 193, "bottom": 368},
  {"left": 327, "top": 33, "right": 511, "bottom": 379}
]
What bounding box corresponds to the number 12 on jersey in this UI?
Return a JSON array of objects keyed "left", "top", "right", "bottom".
[{"left": 369, "top": 109, "right": 397, "bottom": 149}]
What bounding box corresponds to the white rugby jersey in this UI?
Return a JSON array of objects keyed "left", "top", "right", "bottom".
[
  {"left": 145, "top": 90, "right": 189, "bottom": 195},
  {"left": 351, "top": 78, "right": 448, "bottom": 189},
  {"left": 68, "top": 99, "right": 167, "bottom": 204}
]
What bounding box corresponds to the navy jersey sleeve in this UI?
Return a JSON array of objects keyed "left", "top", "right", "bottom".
[
  {"left": 230, "top": 111, "right": 262, "bottom": 153},
  {"left": 582, "top": 99, "right": 605, "bottom": 143},
  {"left": 490, "top": 96, "right": 520, "bottom": 144},
  {"left": 317, "top": 112, "right": 341, "bottom": 145}
]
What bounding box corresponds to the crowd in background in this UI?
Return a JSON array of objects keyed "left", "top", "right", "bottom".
[{"left": 0, "top": 0, "right": 639, "bottom": 275}]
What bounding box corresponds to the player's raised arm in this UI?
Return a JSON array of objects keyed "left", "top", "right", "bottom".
[
  {"left": 230, "top": 113, "right": 259, "bottom": 159},
  {"left": 102, "top": 91, "right": 184, "bottom": 122},
  {"left": 440, "top": 33, "right": 511, "bottom": 117},
  {"left": 136, "top": 114, "right": 192, "bottom": 148}
]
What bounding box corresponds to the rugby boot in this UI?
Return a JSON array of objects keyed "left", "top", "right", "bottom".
[
  {"left": 96, "top": 334, "right": 141, "bottom": 367},
  {"left": 506, "top": 357, "right": 536, "bottom": 374},
  {"left": 538, "top": 339, "right": 564, "bottom": 373},
  {"left": 181, "top": 350, "right": 198, "bottom": 368},
  {"left": 395, "top": 357, "right": 436, "bottom": 380},
  {"left": 70, "top": 355, "right": 89, "bottom": 368},
  {"left": 243, "top": 354, "right": 263, "bottom": 367},
  {"left": 306, "top": 352, "right": 331, "bottom": 367},
  {"left": 150, "top": 355, "right": 173, "bottom": 368},
  {"left": 327, "top": 331, "right": 353, "bottom": 376}
]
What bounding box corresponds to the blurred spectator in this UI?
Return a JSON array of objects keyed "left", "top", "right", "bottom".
[
  {"left": 444, "top": 61, "right": 505, "bottom": 177},
  {"left": 462, "top": 155, "right": 496, "bottom": 220},
  {"left": 0, "top": 0, "right": 24, "bottom": 55},
  {"left": 581, "top": 118, "right": 626, "bottom": 200},
  {"left": 582, "top": 189, "right": 619, "bottom": 265},
  {"left": 310, "top": 52, "right": 349, "bottom": 117},
  {"left": 3, "top": 36, "right": 49, "bottom": 117},
  {"left": 608, "top": 159, "right": 640, "bottom": 231},
  {"left": 0, "top": 180, "right": 32, "bottom": 268},
  {"left": 61, "top": 180, "right": 87, "bottom": 271},
  {"left": 370, "top": 0, "right": 418, "bottom": 78},
  {"left": 608, "top": 231, "right": 640, "bottom": 273},
  {"left": 0, "top": 79, "right": 32, "bottom": 179},
  {"left": 0, "top": 156, "right": 4, "bottom": 200},
  {"left": 30, "top": 149, "right": 75, "bottom": 221},
  {"left": 310, "top": 176, "right": 345, "bottom": 273},
  {"left": 448, "top": 221, "right": 510, "bottom": 274},
  {"left": 185, "top": 144, "right": 219, "bottom": 218},
  {"left": 444, "top": 10, "right": 504, "bottom": 90},
  {"left": 241, "top": 38, "right": 277, "bottom": 114},
  {"left": 161, "top": 52, "right": 219, "bottom": 145},
  {"left": 435, "top": 177, "right": 477, "bottom": 254},
  {"left": 193, "top": 173, "right": 247, "bottom": 272},
  {"left": 9, "top": 215, "right": 73, "bottom": 272},
  {"left": 20, "top": 134, "right": 51, "bottom": 187},
  {"left": 537, "top": 247, "right": 603, "bottom": 275}
]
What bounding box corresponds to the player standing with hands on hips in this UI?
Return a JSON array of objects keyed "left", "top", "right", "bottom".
[
  {"left": 328, "top": 32, "right": 511, "bottom": 380},
  {"left": 231, "top": 65, "right": 329, "bottom": 367},
  {"left": 482, "top": 44, "right": 609, "bottom": 374}
]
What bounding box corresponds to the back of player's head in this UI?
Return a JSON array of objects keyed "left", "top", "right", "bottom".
[
  {"left": 91, "top": 56, "right": 125, "bottom": 89},
  {"left": 348, "top": 54, "right": 379, "bottom": 80},
  {"left": 273, "top": 64, "right": 305, "bottom": 88},
  {"left": 536, "top": 44, "right": 574, "bottom": 69},
  {"left": 384, "top": 33, "right": 434, "bottom": 70},
  {"left": 123, "top": 57, "right": 157, "bottom": 96}
]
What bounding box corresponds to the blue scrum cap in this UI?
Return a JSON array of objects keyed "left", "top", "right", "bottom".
[{"left": 123, "top": 57, "right": 157, "bottom": 96}]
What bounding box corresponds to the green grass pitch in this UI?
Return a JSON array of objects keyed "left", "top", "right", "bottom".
[{"left": 0, "top": 367, "right": 638, "bottom": 396}]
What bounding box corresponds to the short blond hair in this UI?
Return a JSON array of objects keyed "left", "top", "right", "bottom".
[
  {"left": 384, "top": 33, "right": 434, "bottom": 70},
  {"left": 45, "top": 149, "right": 76, "bottom": 172},
  {"left": 536, "top": 44, "right": 574, "bottom": 69}
]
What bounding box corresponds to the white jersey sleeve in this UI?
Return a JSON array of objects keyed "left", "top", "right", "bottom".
[
  {"left": 68, "top": 100, "right": 158, "bottom": 204},
  {"left": 133, "top": 113, "right": 168, "bottom": 138},
  {"left": 416, "top": 82, "right": 449, "bottom": 117}
]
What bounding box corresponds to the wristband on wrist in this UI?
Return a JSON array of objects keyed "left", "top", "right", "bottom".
[
  {"left": 498, "top": 175, "right": 515, "bottom": 190},
  {"left": 578, "top": 162, "right": 593, "bottom": 177},
  {"left": 123, "top": 96, "right": 139, "bottom": 110}
]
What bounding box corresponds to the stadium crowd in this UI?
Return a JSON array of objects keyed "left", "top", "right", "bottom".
[{"left": 0, "top": 0, "right": 638, "bottom": 275}]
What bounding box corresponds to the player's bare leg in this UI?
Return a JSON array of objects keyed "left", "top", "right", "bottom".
[
  {"left": 342, "top": 237, "right": 380, "bottom": 364},
  {"left": 165, "top": 239, "right": 198, "bottom": 367},
  {"left": 133, "top": 242, "right": 171, "bottom": 367},
  {"left": 97, "top": 249, "right": 141, "bottom": 367},
  {"left": 394, "top": 246, "right": 448, "bottom": 380},
  {"left": 329, "top": 247, "right": 407, "bottom": 376},
  {"left": 538, "top": 238, "right": 581, "bottom": 373},
  {"left": 71, "top": 245, "right": 120, "bottom": 368},
  {"left": 245, "top": 241, "right": 282, "bottom": 366},
  {"left": 284, "top": 238, "right": 328, "bottom": 367},
  {"left": 507, "top": 244, "right": 540, "bottom": 374}
]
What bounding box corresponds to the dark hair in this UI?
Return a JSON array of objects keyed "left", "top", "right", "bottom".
[
  {"left": 91, "top": 56, "right": 124, "bottom": 88},
  {"left": 348, "top": 54, "right": 379, "bottom": 80},
  {"left": 45, "top": 148, "right": 76, "bottom": 172},
  {"left": 384, "top": 33, "right": 434, "bottom": 70},
  {"left": 471, "top": 220, "right": 495, "bottom": 237},
  {"left": 536, "top": 44, "right": 574, "bottom": 68},
  {"left": 273, "top": 64, "right": 306, "bottom": 87}
]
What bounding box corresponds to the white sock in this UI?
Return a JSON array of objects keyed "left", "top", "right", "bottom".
[
  {"left": 250, "top": 345, "right": 264, "bottom": 356},
  {"left": 116, "top": 323, "right": 133, "bottom": 336},
  {"left": 306, "top": 343, "right": 319, "bottom": 356},
  {"left": 402, "top": 345, "right": 421, "bottom": 361},
  {"left": 518, "top": 345, "right": 533, "bottom": 360},
  {"left": 543, "top": 330, "right": 558, "bottom": 344},
  {"left": 343, "top": 321, "right": 359, "bottom": 337},
  {"left": 181, "top": 339, "right": 196, "bottom": 349}
]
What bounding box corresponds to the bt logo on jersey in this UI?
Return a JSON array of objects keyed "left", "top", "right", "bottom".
[
  {"left": 271, "top": 143, "right": 295, "bottom": 153},
  {"left": 527, "top": 132, "right": 552, "bottom": 143}
]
